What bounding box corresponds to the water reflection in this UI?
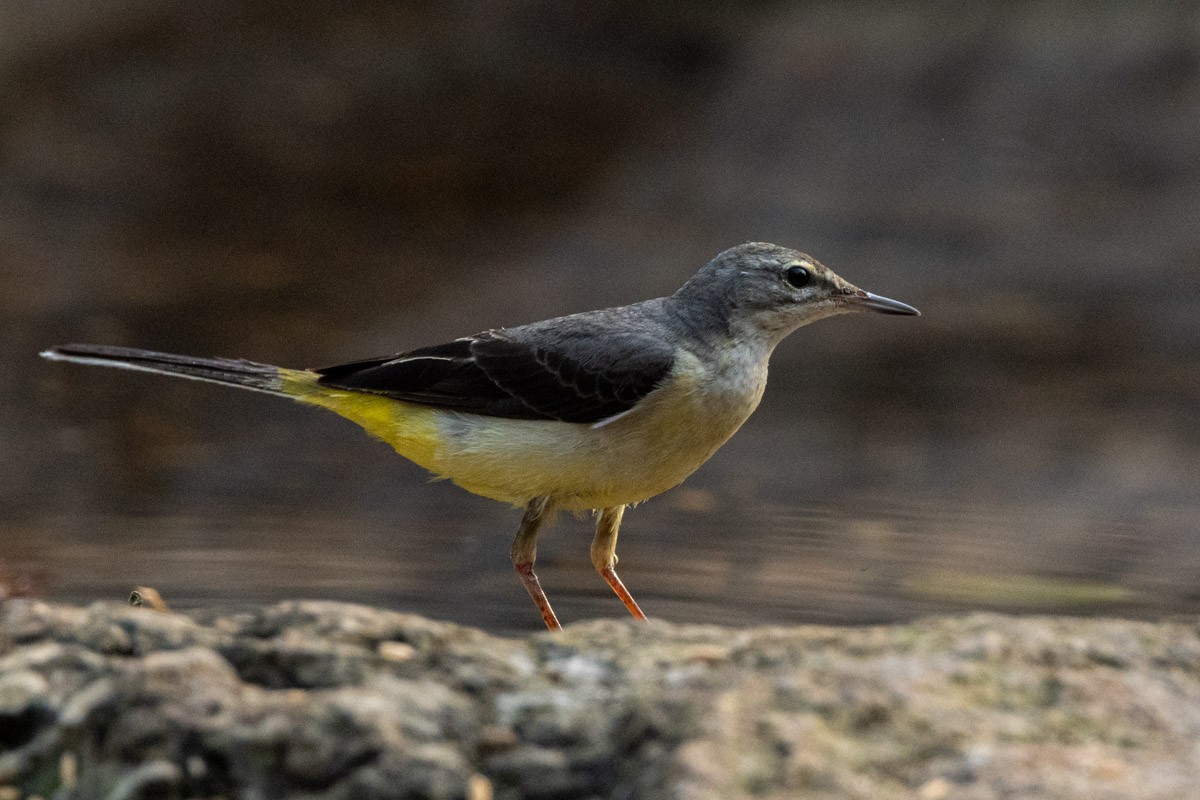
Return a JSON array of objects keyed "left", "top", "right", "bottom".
[{"left": 7, "top": 483, "right": 1195, "bottom": 635}]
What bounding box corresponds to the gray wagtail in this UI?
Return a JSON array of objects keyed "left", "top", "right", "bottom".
[{"left": 42, "top": 242, "right": 918, "bottom": 630}]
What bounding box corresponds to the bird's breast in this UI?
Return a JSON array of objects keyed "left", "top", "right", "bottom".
[{"left": 640, "top": 344, "right": 770, "bottom": 455}]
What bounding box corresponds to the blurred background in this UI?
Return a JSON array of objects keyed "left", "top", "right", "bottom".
[{"left": 3, "top": 1, "right": 1198, "bottom": 633}]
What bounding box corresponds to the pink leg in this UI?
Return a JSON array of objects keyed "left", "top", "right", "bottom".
[
  {"left": 592, "top": 506, "right": 647, "bottom": 621},
  {"left": 511, "top": 497, "right": 562, "bottom": 631}
]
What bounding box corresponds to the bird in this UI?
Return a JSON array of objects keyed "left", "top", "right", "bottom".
[{"left": 42, "top": 242, "right": 919, "bottom": 630}]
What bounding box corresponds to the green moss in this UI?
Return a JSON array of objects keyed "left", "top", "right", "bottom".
[{"left": 904, "top": 571, "right": 1132, "bottom": 607}]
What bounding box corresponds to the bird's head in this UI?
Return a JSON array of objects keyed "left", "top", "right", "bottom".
[{"left": 675, "top": 242, "right": 919, "bottom": 345}]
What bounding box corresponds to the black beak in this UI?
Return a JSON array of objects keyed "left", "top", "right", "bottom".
[{"left": 845, "top": 291, "right": 921, "bottom": 316}]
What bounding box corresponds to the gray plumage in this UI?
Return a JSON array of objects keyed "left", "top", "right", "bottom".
[{"left": 313, "top": 242, "right": 917, "bottom": 424}]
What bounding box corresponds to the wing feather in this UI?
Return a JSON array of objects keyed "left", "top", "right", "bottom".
[{"left": 314, "top": 326, "right": 674, "bottom": 424}]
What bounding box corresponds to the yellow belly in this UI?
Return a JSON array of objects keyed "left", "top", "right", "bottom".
[{"left": 282, "top": 351, "right": 765, "bottom": 511}]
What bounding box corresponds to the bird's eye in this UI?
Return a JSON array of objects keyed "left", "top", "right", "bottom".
[{"left": 784, "top": 265, "right": 811, "bottom": 289}]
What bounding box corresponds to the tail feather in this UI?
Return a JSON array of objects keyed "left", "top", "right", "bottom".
[{"left": 41, "top": 344, "right": 288, "bottom": 396}]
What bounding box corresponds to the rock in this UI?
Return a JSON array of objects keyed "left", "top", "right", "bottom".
[
  {"left": 106, "top": 760, "right": 182, "bottom": 800},
  {"left": 1, "top": 601, "right": 1199, "bottom": 799}
]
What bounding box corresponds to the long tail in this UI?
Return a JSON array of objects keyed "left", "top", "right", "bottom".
[{"left": 40, "top": 344, "right": 291, "bottom": 397}]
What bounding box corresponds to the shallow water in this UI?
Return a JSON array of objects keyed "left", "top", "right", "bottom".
[{"left": 7, "top": 425, "right": 1197, "bottom": 635}]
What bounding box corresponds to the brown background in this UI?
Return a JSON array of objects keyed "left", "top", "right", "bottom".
[{"left": 4, "top": 1, "right": 1198, "bottom": 632}]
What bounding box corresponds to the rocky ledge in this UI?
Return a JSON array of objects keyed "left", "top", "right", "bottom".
[{"left": 1, "top": 600, "right": 1198, "bottom": 800}]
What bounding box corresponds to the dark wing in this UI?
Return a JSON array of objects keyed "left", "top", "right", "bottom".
[{"left": 313, "top": 328, "right": 675, "bottom": 424}]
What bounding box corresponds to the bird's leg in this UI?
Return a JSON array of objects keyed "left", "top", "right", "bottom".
[
  {"left": 591, "top": 505, "right": 647, "bottom": 621},
  {"left": 511, "top": 496, "right": 561, "bottom": 631}
]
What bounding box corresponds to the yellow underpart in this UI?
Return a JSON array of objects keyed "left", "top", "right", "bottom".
[
  {"left": 280, "top": 369, "right": 442, "bottom": 475},
  {"left": 277, "top": 350, "right": 766, "bottom": 511}
]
